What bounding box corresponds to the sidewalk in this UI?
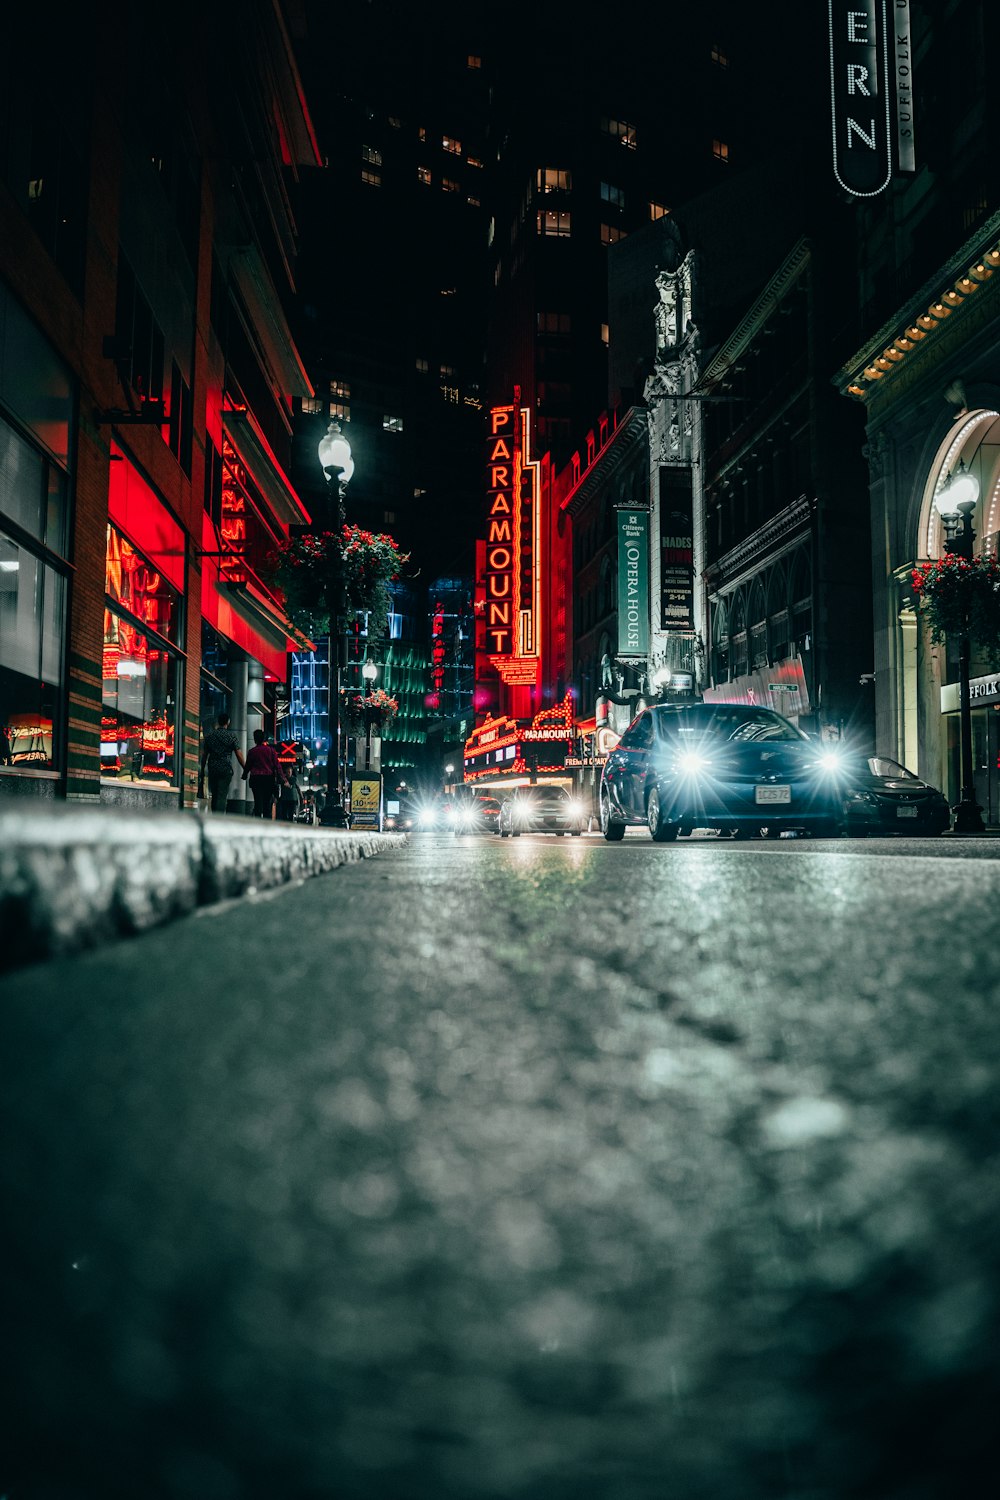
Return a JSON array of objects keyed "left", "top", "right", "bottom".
[{"left": 0, "top": 805, "right": 404, "bottom": 973}]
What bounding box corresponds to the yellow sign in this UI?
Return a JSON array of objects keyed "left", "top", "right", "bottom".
[{"left": 350, "top": 779, "right": 380, "bottom": 814}]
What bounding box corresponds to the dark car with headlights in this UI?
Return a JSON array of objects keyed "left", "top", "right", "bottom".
[
  {"left": 840, "top": 755, "right": 950, "bottom": 836},
  {"left": 600, "top": 703, "right": 845, "bottom": 842},
  {"left": 452, "top": 794, "right": 503, "bottom": 834},
  {"left": 498, "top": 784, "right": 585, "bottom": 836}
]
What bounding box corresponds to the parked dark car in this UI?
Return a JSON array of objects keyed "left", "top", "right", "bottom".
[
  {"left": 600, "top": 703, "right": 845, "bottom": 841},
  {"left": 840, "top": 755, "right": 950, "bottom": 836},
  {"left": 498, "top": 784, "right": 585, "bottom": 836},
  {"left": 452, "top": 795, "right": 503, "bottom": 834}
]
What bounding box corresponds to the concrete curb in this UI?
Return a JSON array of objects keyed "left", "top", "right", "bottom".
[{"left": 0, "top": 807, "right": 404, "bottom": 972}]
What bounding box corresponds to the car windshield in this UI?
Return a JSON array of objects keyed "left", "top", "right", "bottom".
[
  {"left": 867, "top": 756, "right": 917, "bottom": 779},
  {"left": 657, "top": 706, "right": 807, "bottom": 744},
  {"left": 525, "top": 787, "right": 567, "bottom": 801}
]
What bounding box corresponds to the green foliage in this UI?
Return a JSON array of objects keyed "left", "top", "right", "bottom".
[
  {"left": 264, "top": 525, "right": 409, "bottom": 641},
  {"left": 912, "top": 553, "right": 1000, "bottom": 664}
]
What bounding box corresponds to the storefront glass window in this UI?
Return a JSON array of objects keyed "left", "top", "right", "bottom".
[
  {"left": 0, "top": 527, "right": 64, "bottom": 767},
  {"left": 103, "top": 525, "right": 181, "bottom": 784}
]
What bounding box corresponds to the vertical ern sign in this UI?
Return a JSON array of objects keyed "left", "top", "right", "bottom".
[
  {"left": 828, "top": 1, "right": 893, "bottom": 197},
  {"left": 617, "top": 510, "right": 649, "bottom": 659}
]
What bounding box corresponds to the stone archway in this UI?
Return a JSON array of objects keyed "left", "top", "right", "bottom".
[{"left": 916, "top": 407, "right": 1000, "bottom": 561}]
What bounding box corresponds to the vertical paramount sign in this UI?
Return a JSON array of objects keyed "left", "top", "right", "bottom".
[
  {"left": 828, "top": 1, "right": 893, "bottom": 197},
  {"left": 484, "top": 396, "right": 539, "bottom": 680}
]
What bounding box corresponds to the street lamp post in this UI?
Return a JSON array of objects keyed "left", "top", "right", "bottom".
[
  {"left": 317, "top": 421, "right": 355, "bottom": 829},
  {"left": 934, "top": 460, "right": 986, "bottom": 834}
]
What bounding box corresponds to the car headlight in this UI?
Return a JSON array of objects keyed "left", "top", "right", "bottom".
[
  {"left": 566, "top": 799, "right": 585, "bottom": 819},
  {"left": 515, "top": 804, "right": 531, "bottom": 823},
  {"left": 457, "top": 806, "right": 474, "bottom": 826},
  {"left": 417, "top": 808, "right": 436, "bottom": 827},
  {"left": 817, "top": 751, "right": 844, "bottom": 774},
  {"left": 676, "top": 751, "right": 710, "bottom": 775}
]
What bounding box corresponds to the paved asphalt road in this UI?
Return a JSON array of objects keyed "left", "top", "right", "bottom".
[{"left": 2, "top": 831, "right": 999, "bottom": 1500}]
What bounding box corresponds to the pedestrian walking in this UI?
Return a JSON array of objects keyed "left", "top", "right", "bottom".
[
  {"left": 242, "top": 729, "right": 285, "bottom": 819},
  {"left": 199, "top": 713, "right": 245, "bottom": 813},
  {"left": 277, "top": 766, "right": 303, "bottom": 823}
]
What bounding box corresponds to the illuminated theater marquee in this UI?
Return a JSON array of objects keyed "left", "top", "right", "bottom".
[{"left": 483, "top": 396, "right": 540, "bottom": 684}]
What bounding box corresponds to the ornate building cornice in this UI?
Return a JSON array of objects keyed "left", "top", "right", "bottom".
[
  {"left": 696, "top": 239, "right": 811, "bottom": 390},
  {"left": 704, "top": 494, "right": 812, "bottom": 593},
  {"left": 835, "top": 209, "right": 1000, "bottom": 404},
  {"left": 561, "top": 407, "right": 648, "bottom": 517}
]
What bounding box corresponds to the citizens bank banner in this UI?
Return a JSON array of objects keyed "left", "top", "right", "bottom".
[{"left": 617, "top": 509, "right": 649, "bottom": 659}]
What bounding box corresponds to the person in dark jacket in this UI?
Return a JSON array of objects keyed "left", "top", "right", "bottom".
[
  {"left": 277, "top": 767, "right": 303, "bottom": 822},
  {"left": 242, "top": 729, "right": 285, "bottom": 818},
  {"left": 200, "top": 713, "right": 245, "bottom": 813}
]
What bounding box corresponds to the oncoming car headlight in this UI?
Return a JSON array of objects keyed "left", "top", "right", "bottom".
[
  {"left": 676, "top": 751, "right": 710, "bottom": 775},
  {"left": 817, "top": 751, "right": 845, "bottom": 774},
  {"left": 566, "top": 799, "right": 585, "bottom": 820}
]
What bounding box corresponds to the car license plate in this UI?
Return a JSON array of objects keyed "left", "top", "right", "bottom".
[
  {"left": 756, "top": 785, "right": 791, "bottom": 805},
  {"left": 896, "top": 805, "right": 918, "bottom": 818}
]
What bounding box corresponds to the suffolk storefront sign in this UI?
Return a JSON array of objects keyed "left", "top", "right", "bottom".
[
  {"left": 940, "top": 672, "right": 1000, "bottom": 714},
  {"left": 482, "top": 395, "right": 540, "bottom": 685},
  {"left": 617, "top": 509, "right": 649, "bottom": 659},
  {"left": 659, "top": 468, "right": 694, "bottom": 633},
  {"left": 828, "top": 1, "right": 893, "bottom": 197}
]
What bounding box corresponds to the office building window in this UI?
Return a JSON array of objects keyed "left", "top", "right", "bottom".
[
  {"left": 301, "top": 396, "right": 324, "bottom": 414},
  {"left": 362, "top": 145, "right": 382, "bottom": 165},
  {"left": 467, "top": 54, "right": 481, "bottom": 69},
  {"left": 601, "top": 222, "right": 625, "bottom": 244},
  {"left": 415, "top": 357, "right": 429, "bottom": 373},
  {"left": 537, "top": 209, "right": 571, "bottom": 237},
  {"left": 537, "top": 311, "right": 571, "bottom": 334},
  {"left": 383, "top": 415, "right": 404, "bottom": 433},
  {"left": 711, "top": 43, "right": 729, "bottom": 67},
  {"left": 330, "top": 380, "right": 350, "bottom": 399},
  {"left": 442, "top": 178, "right": 460, "bottom": 193},
  {"left": 712, "top": 139, "right": 730, "bottom": 163},
  {"left": 601, "top": 116, "right": 637, "bottom": 149},
  {"left": 467, "top": 195, "right": 481, "bottom": 207},
  {"left": 600, "top": 182, "right": 625, "bottom": 209},
  {"left": 649, "top": 201, "right": 669, "bottom": 220},
  {"left": 443, "top": 135, "right": 462, "bottom": 155},
  {"left": 418, "top": 126, "right": 427, "bottom": 141},
  {"left": 329, "top": 401, "right": 350, "bottom": 422},
  {"left": 417, "top": 166, "right": 432, "bottom": 186},
  {"left": 467, "top": 155, "right": 484, "bottom": 169},
  {"left": 361, "top": 169, "right": 381, "bottom": 186},
  {"left": 537, "top": 167, "right": 571, "bottom": 193},
  {"left": 440, "top": 363, "right": 457, "bottom": 378},
  {"left": 600, "top": 322, "right": 609, "bottom": 346}
]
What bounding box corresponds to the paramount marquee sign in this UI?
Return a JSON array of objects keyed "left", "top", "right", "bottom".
[
  {"left": 828, "top": 0, "right": 904, "bottom": 197},
  {"left": 483, "top": 394, "right": 540, "bottom": 686}
]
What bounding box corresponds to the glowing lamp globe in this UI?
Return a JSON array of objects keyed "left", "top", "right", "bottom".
[
  {"left": 935, "top": 461, "right": 979, "bottom": 517},
  {"left": 318, "top": 423, "right": 354, "bottom": 484}
]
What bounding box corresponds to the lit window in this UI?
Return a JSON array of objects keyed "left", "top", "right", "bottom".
[
  {"left": 414, "top": 487, "right": 427, "bottom": 497},
  {"left": 601, "top": 116, "right": 637, "bottom": 149},
  {"left": 537, "top": 167, "right": 571, "bottom": 193},
  {"left": 440, "top": 287, "right": 457, "bottom": 296},
  {"left": 537, "top": 311, "right": 571, "bottom": 334},
  {"left": 329, "top": 380, "right": 350, "bottom": 399},
  {"left": 600, "top": 322, "right": 609, "bottom": 345},
  {"left": 601, "top": 222, "right": 625, "bottom": 244},
  {"left": 415, "top": 357, "right": 429, "bottom": 373},
  {"left": 467, "top": 55, "right": 481, "bottom": 69},
  {"left": 417, "top": 165, "right": 431, "bottom": 185},
  {"left": 418, "top": 126, "right": 427, "bottom": 141},
  {"left": 361, "top": 169, "right": 381, "bottom": 186},
  {"left": 537, "top": 209, "right": 571, "bottom": 237},
  {"left": 600, "top": 182, "right": 625, "bottom": 209},
  {"left": 329, "top": 401, "right": 350, "bottom": 422},
  {"left": 301, "top": 396, "right": 324, "bottom": 414},
  {"left": 362, "top": 144, "right": 382, "bottom": 165},
  {"left": 383, "top": 415, "right": 404, "bottom": 432},
  {"left": 712, "top": 139, "right": 730, "bottom": 162},
  {"left": 443, "top": 135, "right": 462, "bottom": 155},
  {"left": 442, "top": 178, "right": 460, "bottom": 193},
  {"left": 440, "top": 363, "right": 457, "bottom": 377},
  {"left": 467, "top": 155, "right": 484, "bottom": 169},
  {"left": 711, "top": 43, "right": 729, "bottom": 67},
  {"left": 649, "top": 201, "right": 669, "bottom": 220},
  {"left": 384, "top": 511, "right": 396, "bottom": 524},
  {"left": 467, "top": 195, "right": 481, "bottom": 207}
]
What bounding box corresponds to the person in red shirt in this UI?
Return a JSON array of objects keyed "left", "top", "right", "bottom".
[{"left": 242, "top": 729, "right": 286, "bottom": 819}]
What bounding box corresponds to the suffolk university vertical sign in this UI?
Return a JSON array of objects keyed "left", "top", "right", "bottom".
[
  {"left": 617, "top": 510, "right": 649, "bottom": 659},
  {"left": 828, "top": 1, "right": 893, "bottom": 196}
]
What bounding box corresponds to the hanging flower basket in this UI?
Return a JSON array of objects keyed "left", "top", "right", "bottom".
[
  {"left": 912, "top": 553, "right": 1000, "bottom": 663},
  {"left": 263, "top": 525, "right": 409, "bottom": 640},
  {"left": 341, "top": 687, "right": 400, "bottom": 731}
]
